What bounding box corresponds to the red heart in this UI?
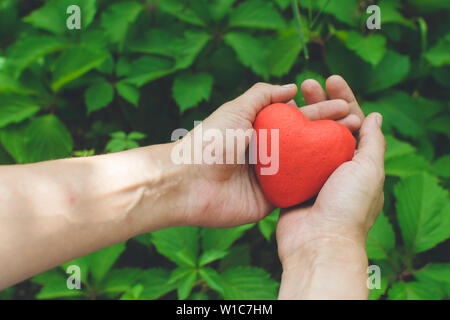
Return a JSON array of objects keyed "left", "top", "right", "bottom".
[{"left": 253, "top": 103, "right": 356, "bottom": 208}]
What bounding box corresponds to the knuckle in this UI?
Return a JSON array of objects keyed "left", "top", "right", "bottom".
[{"left": 252, "top": 82, "right": 269, "bottom": 90}]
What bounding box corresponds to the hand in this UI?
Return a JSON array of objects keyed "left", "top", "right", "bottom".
[
  {"left": 175, "top": 79, "right": 363, "bottom": 228},
  {"left": 276, "top": 76, "right": 386, "bottom": 299}
]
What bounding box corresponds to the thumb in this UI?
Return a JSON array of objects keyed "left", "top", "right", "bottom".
[
  {"left": 226, "top": 82, "right": 298, "bottom": 122},
  {"left": 354, "top": 113, "right": 386, "bottom": 168}
]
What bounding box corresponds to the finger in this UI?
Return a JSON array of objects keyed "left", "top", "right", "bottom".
[
  {"left": 301, "top": 79, "right": 327, "bottom": 105},
  {"left": 286, "top": 99, "right": 298, "bottom": 108},
  {"left": 326, "top": 75, "right": 365, "bottom": 122},
  {"left": 353, "top": 113, "right": 386, "bottom": 167},
  {"left": 299, "top": 99, "right": 349, "bottom": 121},
  {"left": 229, "top": 83, "right": 298, "bottom": 121},
  {"left": 336, "top": 114, "right": 362, "bottom": 132}
]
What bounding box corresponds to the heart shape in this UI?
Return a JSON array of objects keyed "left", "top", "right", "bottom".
[{"left": 253, "top": 103, "right": 356, "bottom": 208}]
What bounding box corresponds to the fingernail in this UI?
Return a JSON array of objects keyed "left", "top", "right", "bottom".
[
  {"left": 375, "top": 113, "right": 383, "bottom": 127},
  {"left": 282, "top": 83, "right": 296, "bottom": 90}
]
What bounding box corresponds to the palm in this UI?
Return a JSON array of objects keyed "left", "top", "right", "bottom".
[
  {"left": 277, "top": 128, "right": 384, "bottom": 264},
  {"left": 276, "top": 162, "right": 365, "bottom": 261},
  {"left": 188, "top": 107, "right": 272, "bottom": 228}
]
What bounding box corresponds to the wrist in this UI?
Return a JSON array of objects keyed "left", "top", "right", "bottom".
[
  {"left": 126, "top": 142, "right": 197, "bottom": 235},
  {"left": 279, "top": 236, "right": 368, "bottom": 299}
]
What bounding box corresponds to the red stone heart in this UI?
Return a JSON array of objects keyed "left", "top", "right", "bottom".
[{"left": 253, "top": 103, "right": 356, "bottom": 208}]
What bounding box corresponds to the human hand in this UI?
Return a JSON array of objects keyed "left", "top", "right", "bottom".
[
  {"left": 174, "top": 79, "right": 363, "bottom": 228},
  {"left": 276, "top": 76, "right": 386, "bottom": 299}
]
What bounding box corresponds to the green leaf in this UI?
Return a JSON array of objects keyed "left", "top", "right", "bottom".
[
  {"left": 432, "top": 155, "right": 450, "bottom": 178},
  {"left": 267, "top": 32, "right": 302, "bottom": 77},
  {"left": 120, "top": 284, "right": 144, "bottom": 300},
  {"left": 384, "top": 135, "right": 431, "bottom": 178},
  {"left": 0, "top": 94, "right": 40, "bottom": 129},
  {"left": 123, "top": 56, "right": 174, "bottom": 87},
  {"left": 407, "top": 0, "right": 450, "bottom": 13},
  {"left": 189, "top": 291, "right": 209, "bottom": 300},
  {"left": 387, "top": 281, "right": 442, "bottom": 300},
  {"left": 427, "top": 115, "right": 450, "bottom": 134},
  {"left": 121, "top": 268, "right": 175, "bottom": 300},
  {"left": 151, "top": 227, "right": 199, "bottom": 266},
  {"left": 101, "top": 1, "right": 142, "bottom": 45},
  {"left": 365, "top": 50, "right": 410, "bottom": 93},
  {"left": 99, "top": 268, "right": 141, "bottom": 295},
  {"left": 199, "top": 267, "right": 224, "bottom": 294},
  {"left": 168, "top": 266, "right": 196, "bottom": 285},
  {"left": 32, "top": 269, "right": 84, "bottom": 299},
  {"left": 5, "top": 35, "right": 67, "bottom": 78},
  {"left": 23, "top": 0, "right": 97, "bottom": 34},
  {"left": 229, "top": 0, "right": 286, "bottom": 30},
  {"left": 220, "top": 244, "right": 250, "bottom": 269},
  {"left": 366, "top": 212, "right": 396, "bottom": 259},
  {"left": 63, "top": 242, "right": 126, "bottom": 286},
  {"left": 369, "top": 277, "right": 389, "bottom": 300},
  {"left": 159, "top": 0, "right": 205, "bottom": 26},
  {"left": 172, "top": 72, "right": 213, "bottom": 113},
  {"left": 126, "top": 29, "right": 209, "bottom": 71},
  {"left": 104, "top": 131, "right": 146, "bottom": 153},
  {"left": 363, "top": 92, "right": 424, "bottom": 138},
  {"left": 209, "top": 0, "right": 237, "bottom": 21},
  {"left": 0, "top": 73, "right": 32, "bottom": 94},
  {"left": 198, "top": 249, "right": 229, "bottom": 266},
  {"left": 202, "top": 224, "right": 254, "bottom": 252},
  {"left": 274, "top": 0, "right": 291, "bottom": 10},
  {"left": 385, "top": 135, "right": 416, "bottom": 160},
  {"left": 376, "top": 0, "right": 414, "bottom": 27},
  {"left": 173, "top": 31, "right": 210, "bottom": 70},
  {"left": 326, "top": 40, "right": 410, "bottom": 94},
  {"left": 424, "top": 36, "right": 450, "bottom": 67},
  {"left": 415, "top": 264, "right": 450, "bottom": 284},
  {"left": 395, "top": 173, "right": 450, "bottom": 254},
  {"left": 126, "top": 29, "right": 177, "bottom": 56},
  {"left": 385, "top": 153, "right": 431, "bottom": 178},
  {"left": 131, "top": 268, "right": 175, "bottom": 300},
  {"left": 220, "top": 266, "right": 279, "bottom": 299},
  {"left": 224, "top": 32, "right": 269, "bottom": 78},
  {"left": 300, "top": 0, "right": 360, "bottom": 27},
  {"left": 0, "top": 115, "right": 73, "bottom": 163},
  {"left": 86, "top": 242, "right": 126, "bottom": 284},
  {"left": 177, "top": 270, "right": 197, "bottom": 300},
  {"left": 116, "top": 81, "right": 139, "bottom": 107},
  {"left": 175, "top": 249, "right": 197, "bottom": 267},
  {"left": 85, "top": 78, "right": 114, "bottom": 114},
  {"left": 258, "top": 208, "right": 280, "bottom": 241},
  {"left": 336, "top": 30, "right": 386, "bottom": 66},
  {"left": 128, "top": 132, "right": 146, "bottom": 140},
  {"left": 52, "top": 46, "right": 107, "bottom": 91}
]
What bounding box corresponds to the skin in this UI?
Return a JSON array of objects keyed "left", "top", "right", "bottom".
[
  {"left": 278, "top": 76, "right": 385, "bottom": 299},
  {"left": 0, "top": 76, "right": 385, "bottom": 299}
]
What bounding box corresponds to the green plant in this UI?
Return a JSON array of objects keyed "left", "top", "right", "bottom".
[{"left": 0, "top": 0, "right": 448, "bottom": 300}]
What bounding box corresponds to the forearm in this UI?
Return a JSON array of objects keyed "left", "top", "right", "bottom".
[
  {"left": 278, "top": 236, "right": 369, "bottom": 300},
  {"left": 0, "top": 143, "right": 189, "bottom": 289}
]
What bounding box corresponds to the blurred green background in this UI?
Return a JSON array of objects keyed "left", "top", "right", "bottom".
[{"left": 0, "top": 0, "right": 449, "bottom": 300}]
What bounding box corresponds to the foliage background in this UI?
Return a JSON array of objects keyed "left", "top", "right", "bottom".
[{"left": 0, "top": 0, "right": 449, "bottom": 300}]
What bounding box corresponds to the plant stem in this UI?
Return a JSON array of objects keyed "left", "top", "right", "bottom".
[
  {"left": 308, "top": 0, "right": 312, "bottom": 24},
  {"left": 310, "top": 0, "right": 331, "bottom": 30},
  {"left": 291, "top": 0, "right": 309, "bottom": 60}
]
